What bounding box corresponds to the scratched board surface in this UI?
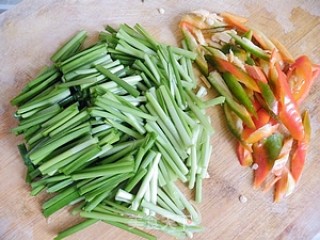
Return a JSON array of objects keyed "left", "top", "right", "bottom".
[{"left": 0, "top": 0, "right": 320, "bottom": 239}]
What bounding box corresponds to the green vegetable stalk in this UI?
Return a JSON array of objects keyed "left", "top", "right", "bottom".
[{"left": 11, "top": 23, "right": 223, "bottom": 240}]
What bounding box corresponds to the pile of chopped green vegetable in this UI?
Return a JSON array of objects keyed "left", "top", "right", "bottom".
[{"left": 12, "top": 23, "right": 224, "bottom": 239}]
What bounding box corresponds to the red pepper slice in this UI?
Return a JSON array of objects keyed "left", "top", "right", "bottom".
[
  {"left": 287, "top": 56, "right": 320, "bottom": 105},
  {"left": 290, "top": 141, "right": 307, "bottom": 183},
  {"left": 253, "top": 132, "right": 284, "bottom": 188},
  {"left": 242, "top": 126, "right": 254, "bottom": 140},
  {"left": 274, "top": 168, "right": 296, "bottom": 202},
  {"left": 245, "top": 65, "right": 268, "bottom": 83},
  {"left": 220, "top": 12, "right": 248, "bottom": 32},
  {"left": 268, "top": 50, "right": 283, "bottom": 89},
  {"left": 241, "top": 103, "right": 274, "bottom": 139},
  {"left": 208, "top": 71, "right": 256, "bottom": 129},
  {"left": 223, "top": 103, "right": 243, "bottom": 141},
  {"left": 272, "top": 138, "right": 293, "bottom": 177},
  {"left": 290, "top": 111, "right": 311, "bottom": 182},
  {"left": 246, "top": 65, "right": 278, "bottom": 114},
  {"left": 244, "top": 123, "right": 279, "bottom": 144},
  {"left": 274, "top": 169, "right": 289, "bottom": 202},
  {"left": 271, "top": 37, "right": 295, "bottom": 63},
  {"left": 253, "top": 108, "right": 271, "bottom": 129},
  {"left": 179, "top": 21, "right": 195, "bottom": 32},
  {"left": 237, "top": 142, "right": 253, "bottom": 167},
  {"left": 253, "top": 142, "right": 270, "bottom": 188},
  {"left": 275, "top": 63, "right": 304, "bottom": 141},
  {"left": 213, "top": 58, "right": 260, "bottom": 92},
  {"left": 220, "top": 12, "right": 271, "bottom": 50},
  {"left": 241, "top": 107, "right": 276, "bottom": 145},
  {"left": 253, "top": 98, "right": 262, "bottom": 111}
]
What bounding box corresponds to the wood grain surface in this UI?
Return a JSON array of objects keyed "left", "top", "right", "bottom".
[{"left": 0, "top": 1, "right": 320, "bottom": 239}]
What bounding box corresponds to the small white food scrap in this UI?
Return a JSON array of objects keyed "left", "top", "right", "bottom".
[
  {"left": 251, "top": 163, "right": 259, "bottom": 170},
  {"left": 239, "top": 195, "right": 248, "bottom": 203},
  {"left": 158, "top": 8, "right": 165, "bottom": 14}
]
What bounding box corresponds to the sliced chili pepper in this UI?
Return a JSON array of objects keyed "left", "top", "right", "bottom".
[
  {"left": 180, "top": 11, "right": 316, "bottom": 202},
  {"left": 241, "top": 109, "right": 273, "bottom": 143},
  {"left": 268, "top": 50, "right": 281, "bottom": 90},
  {"left": 220, "top": 12, "right": 248, "bottom": 32},
  {"left": 253, "top": 108, "right": 271, "bottom": 129},
  {"left": 263, "top": 132, "right": 284, "bottom": 161},
  {"left": 239, "top": 127, "right": 254, "bottom": 153},
  {"left": 245, "top": 65, "right": 268, "bottom": 83},
  {"left": 265, "top": 138, "right": 292, "bottom": 194},
  {"left": 180, "top": 15, "right": 209, "bottom": 30},
  {"left": 229, "top": 32, "right": 270, "bottom": 61},
  {"left": 253, "top": 98, "right": 262, "bottom": 111},
  {"left": 223, "top": 103, "right": 243, "bottom": 141},
  {"left": 275, "top": 63, "right": 304, "bottom": 141},
  {"left": 244, "top": 123, "right": 279, "bottom": 144},
  {"left": 263, "top": 175, "right": 281, "bottom": 193},
  {"left": 181, "top": 28, "right": 208, "bottom": 76},
  {"left": 208, "top": 71, "right": 255, "bottom": 129},
  {"left": 274, "top": 169, "right": 289, "bottom": 202},
  {"left": 241, "top": 100, "right": 270, "bottom": 141},
  {"left": 221, "top": 43, "right": 239, "bottom": 55},
  {"left": 287, "top": 56, "right": 320, "bottom": 105},
  {"left": 242, "top": 126, "right": 254, "bottom": 140},
  {"left": 290, "top": 141, "right": 307, "bottom": 183},
  {"left": 223, "top": 72, "right": 257, "bottom": 116},
  {"left": 254, "top": 93, "right": 269, "bottom": 112},
  {"left": 180, "top": 20, "right": 195, "bottom": 32},
  {"left": 274, "top": 169, "right": 296, "bottom": 202},
  {"left": 220, "top": 11, "right": 272, "bottom": 51},
  {"left": 228, "top": 101, "right": 255, "bottom": 129},
  {"left": 245, "top": 57, "right": 255, "bottom": 66},
  {"left": 234, "top": 50, "right": 249, "bottom": 63},
  {"left": 290, "top": 111, "right": 311, "bottom": 182},
  {"left": 204, "top": 46, "right": 228, "bottom": 61},
  {"left": 252, "top": 142, "right": 270, "bottom": 188},
  {"left": 251, "top": 29, "right": 276, "bottom": 51},
  {"left": 302, "top": 110, "right": 311, "bottom": 144},
  {"left": 257, "top": 83, "right": 278, "bottom": 115},
  {"left": 271, "top": 37, "right": 294, "bottom": 63},
  {"left": 246, "top": 65, "right": 278, "bottom": 114},
  {"left": 237, "top": 142, "right": 253, "bottom": 166},
  {"left": 243, "top": 30, "right": 253, "bottom": 40},
  {"left": 220, "top": 13, "right": 273, "bottom": 51},
  {"left": 253, "top": 133, "right": 284, "bottom": 188},
  {"left": 272, "top": 138, "right": 293, "bottom": 177},
  {"left": 206, "top": 55, "right": 260, "bottom": 92}
]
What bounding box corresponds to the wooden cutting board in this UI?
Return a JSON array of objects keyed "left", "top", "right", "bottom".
[{"left": 1, "top": 1, "right": 320, "bottom": 239}]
